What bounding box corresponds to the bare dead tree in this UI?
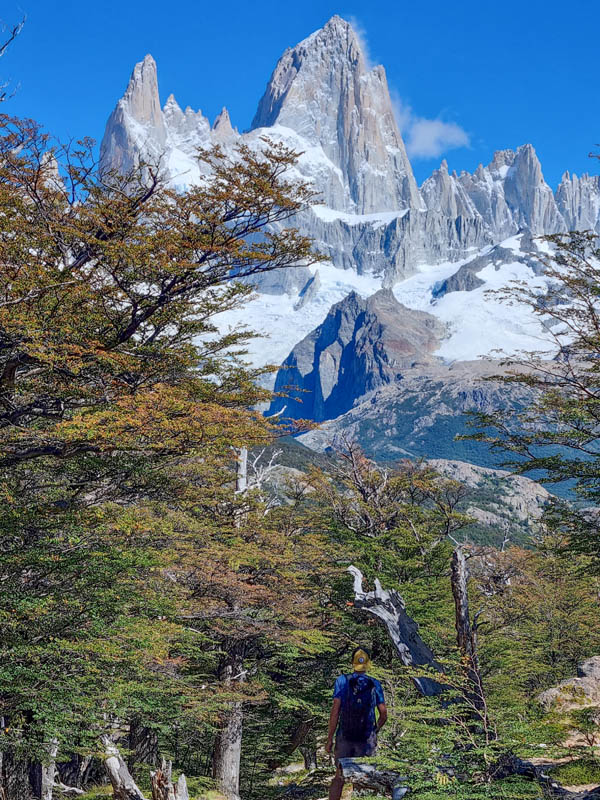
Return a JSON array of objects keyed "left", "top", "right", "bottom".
[
  {"left": 150, "top": 760, "right": 188, "bottom": 800},
  {"left": 348, "top": 565, "right": 448, "bottom": 696},
  {"left": 0, "top": 16, "right": 25, "bottom": 102},
  {"left": 450, "top": 547, "right": 496, "bottom": 745}
]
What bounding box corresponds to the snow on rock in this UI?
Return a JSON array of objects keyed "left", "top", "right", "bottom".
[
  {"left": 392, "top": 233, "right": 554, "bottom": 362},
  {"left": 251, "top": 15, "right": 422, "bottom": 213},
  {"left": 211, "top": 261, "right": 384, "bottom": 379},
  {"left": 97, "top": 16, "right": 600, "bottom": 398}
]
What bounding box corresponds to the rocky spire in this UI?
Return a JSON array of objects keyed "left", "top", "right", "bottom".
[
  {"left": 555, "top": 170, "right": 600, "bottom": 232},
  {"left": 121, "top": 54, "right": 165, "bottom": 138},
  {"left": 212, "top": 107, "right": 236, "bottom": 141},
  {"left": 251, "top": 15, "right": 422, "bottom": 213},
  {"left": 449, "top": 145, "right": 566, "bottom": 238},
  {"left": 100, "top": 54, "right": 166, "bottom": 173},
  {"left": 503, "top": 144, "right": 564, "bottom": 233},
  {"left": 421, "top": 159, "right": 477, "bottom": 218},
  {"left": 163, "top": 93, "right": 185, "bottom": 128}
]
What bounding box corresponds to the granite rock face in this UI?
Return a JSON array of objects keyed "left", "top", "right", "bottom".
[
  {"left": 211, "top": 107, "right": 236, "bottom": 141},
  {"left": 251, "top": 15, "right": 421, "bottom": 214},
  {"left": 297, "top": 359, "right": 535, "bottom": 463},
  {"left": 300, "top": 206, "right": 492, "bottom": 284},
  {"left": 556, "top": 171, "right": 600, "bottom": 232},
  {"left": 99, "top": 17, "right": 600, "bottom": 293},
  {"left": 422, "top": 145, "right": 567, "bottom": 241},
  {"left": 100, "top": 57, "right": 232, "bottom": 185},
  {"left": 100, "top": 54, "right": 167, "bottom": 173},
  {"left": 503, "top": 144, "right": 565, "bottom": 233},
  {"left": 269, "top": 289, "right": 444, "bottom": 422}
]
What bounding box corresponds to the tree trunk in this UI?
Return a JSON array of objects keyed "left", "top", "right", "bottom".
[
  {"left": 450, "top": 548, "right": 481, "bottom": 697},
  {"left": 150, "top": 761, "right": 188, "bottom": 800},
  {"left": 235, "top": 448, "right": 247, "bottom": 494},
  {"left": 300, "top": 747, "right": 317, "bottom": 771},
  {"left": 101, "top": 736, "right": 146, "bottom": 800},
  {"left": 1, "top": 750, "right": 34, "bottom": 800},
  {"left": 267, "top": 718, "right": 315, "bottom": 771},
  {"left": 348, "top": 565, "right": 448, "bottom": 696},
  {"left": 450, "top": 547, "right": 493, "bottom": 739},
  {"left": 40, "top": 740, "right": 58, "bottom": 800},
  {"left": 492, "top": 753, "right": 600, "bottom": 799},
  {"left": 56, "top": 753, "right": 98, "bottom": 790},
  {"left": 128, "top": 721, "right": 159, "bottom": 775},
  {"left": 212, "top": 706, "right": 242, "bottom": 800},
  {"left": 212, "top": 646, "right": 244, "bottom": 800}
]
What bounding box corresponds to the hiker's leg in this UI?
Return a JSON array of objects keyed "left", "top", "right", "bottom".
[{"left": 328, "top": 764, "right": 344, "bottom": 800}]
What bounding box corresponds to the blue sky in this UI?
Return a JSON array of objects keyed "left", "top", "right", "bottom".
[{"left": 1, "top": 0, "right": 597, "bottom": 186}]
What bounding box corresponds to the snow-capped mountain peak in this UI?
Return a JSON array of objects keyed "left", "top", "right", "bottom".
[
  {"left": 99, "top": 19, "right": 600, "bottom": 379},
  {"left": 251, "top": 15, "right": 421, "bottom": 213},
  {"left": 100, "top": 53, "right": 166, "bottom": 173}
]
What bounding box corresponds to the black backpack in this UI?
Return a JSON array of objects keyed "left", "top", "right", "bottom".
[{"left": 339, "top": 673, "right": 375, "bottom": 742}]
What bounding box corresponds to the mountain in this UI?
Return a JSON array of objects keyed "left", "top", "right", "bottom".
[
  {"left": 270, "top": 289, "right": 443, "bottom": 421},
  {"left": 98, "top": 16, "right": 600, "bottom": 474},
  {"left": 556, "top": 170, "right": 600, "bottom": 231},
  {"left": 252, "top": 15, "right": 421, "bottom": 214},
  {"left": 422, "top": 146, "right": 567, "bottom": 239},
  {"left": 101, "top": 54, "right": 227, "bottom": 186},
  {"left": 97, "top": 19, "right": 491, "bottom": 286},
  {"left": 296, "top": 358, "right": 533, "bottom": 467}
]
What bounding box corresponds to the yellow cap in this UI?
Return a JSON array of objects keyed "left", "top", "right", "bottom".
[{"left": 352, "top": 648, "right": 371, "bottom": 673}]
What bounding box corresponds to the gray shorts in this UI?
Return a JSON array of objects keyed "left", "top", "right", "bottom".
[{"left": 334, "top": 732, "right": 377, "bottom": 762}]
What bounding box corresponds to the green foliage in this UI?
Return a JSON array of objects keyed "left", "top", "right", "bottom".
[
  {"left": 550, "top": 758, "right": 600, "bottom": 786},
  {"left": 467, "top": 231, "right": 600, "bottom": 563},
  {"left": 2, "top": 113, "right": 600, "bottom": 800},
  {"left": 0, "top": 111, "right": 326, "bottom": 774}
]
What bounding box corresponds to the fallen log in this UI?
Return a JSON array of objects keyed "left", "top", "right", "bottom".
[
  {"left": 339, "top": 759, "right": 409, "bottom": 800},
  {"left": 53, "top": 782, "right": 85, "bottom": 796}
]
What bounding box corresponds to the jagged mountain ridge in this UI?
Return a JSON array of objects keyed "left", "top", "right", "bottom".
[
  {"left": 99, "top": 15, "right": 598, "bottom": 467},
  {"left": 96, "top": 14, "right": 600, "bottom": 485},
  {"left": 270, "top": 289, "right": 444, "bottom": 422},
  {"left": 99, "top": 15, "right": 600, "bottom": 292}
]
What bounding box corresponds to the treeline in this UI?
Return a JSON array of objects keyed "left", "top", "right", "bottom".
[{"left": 1, "top": 111, "right": 600, "bottom": 800}]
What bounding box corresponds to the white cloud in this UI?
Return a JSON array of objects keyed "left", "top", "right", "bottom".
[
  {"left": 347, "top": 15, "right": 374, "bottom": 69},
  {"left": 392, "top": 94, "right": 470, "bottom": 160},
  {"left": 345, "top": 17, "right": 471, "bottom": 161},
  {"left": 405, "top": 117, "right": 471, "bottom": 159}
]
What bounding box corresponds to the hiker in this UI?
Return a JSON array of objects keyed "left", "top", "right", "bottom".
[{"left": 325, "top": 647, "right": 388, "bottom": 800}]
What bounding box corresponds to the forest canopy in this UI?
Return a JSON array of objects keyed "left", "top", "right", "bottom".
[{"left": 0, "top": 108, "right": 599, "bottom": 800}]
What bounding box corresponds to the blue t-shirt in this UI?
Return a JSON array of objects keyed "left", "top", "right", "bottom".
[{"left": 333, "top": 672, "right": 385, "bottom": 739}]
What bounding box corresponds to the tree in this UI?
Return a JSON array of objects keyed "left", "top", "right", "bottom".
[
  {"left": 168, "top": 467, "right": 336, "bottom": 800},
  {"left": 308, "top": 440, "right": 469, "bottom": 584},
  {"left": 0, "top": 17, "right": 24, "bottom": 102},
  {"left": 0, "top": 112, "right": 322, "bottom": 799},
  {"left": 469, "top": 231, "right": 600, "bottom": 564}
]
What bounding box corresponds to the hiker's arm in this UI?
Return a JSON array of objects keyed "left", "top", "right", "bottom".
[
  {"left": 376, "top": 702, "right": 388, "bottom": 731},
  {"left": 325, "top": 698, "right": 341, "bottom": 753}
]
